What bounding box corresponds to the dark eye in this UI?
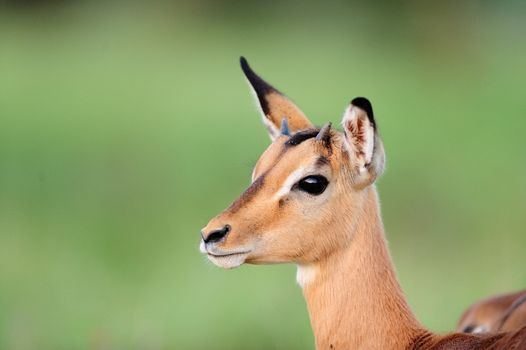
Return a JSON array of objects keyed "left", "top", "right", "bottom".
[{"left": 297, "top": 175, "right": 329, "bottom": 195}]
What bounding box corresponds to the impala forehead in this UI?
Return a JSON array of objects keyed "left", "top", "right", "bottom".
[
  {"left": 252, "top": 136, "right": 287, "bottom": 181},
  {"left": 253, "top": 132, "right": 339, "bottom": 180},
  {"left": 251, "top": 141, "right": 333, "bottom": 197}
]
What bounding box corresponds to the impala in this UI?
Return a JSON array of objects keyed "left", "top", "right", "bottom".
[
  {"left": 458, "top": 290, "right": 526, "bottom": 334},
  {"left": 199, "top": 57, "right": 526, "bottom": 349}
]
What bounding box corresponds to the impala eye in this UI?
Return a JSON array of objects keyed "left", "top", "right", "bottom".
[{"left": 297, "top": 175, "right": 329, "bottom": 195}]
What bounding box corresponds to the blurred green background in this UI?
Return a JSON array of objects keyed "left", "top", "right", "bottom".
[{"left": 1, "top": 1, "right": 525, "bottom": 349}]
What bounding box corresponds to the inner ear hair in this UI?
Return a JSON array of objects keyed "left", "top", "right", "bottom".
[
  {"left": 342, "top": 97, "right": 385, "bottom": 187},
  {"left": 343, "top": 103, "right": 375, "bottom": 165}
]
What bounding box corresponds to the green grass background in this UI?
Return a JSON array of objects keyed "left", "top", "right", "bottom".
[{"left": 0, "top": 1, "right": 525, "bottom": 349}]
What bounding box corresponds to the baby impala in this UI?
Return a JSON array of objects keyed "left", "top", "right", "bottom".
[{"left": 199, "top": 57, "right": 526, "bottom": 350}]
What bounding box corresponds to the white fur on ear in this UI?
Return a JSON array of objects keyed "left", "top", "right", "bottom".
[
  {"left": 341, "top": 98, "right": 385, "bottom": 187},
  {"left": 342, "top": 105, "right": 375, "bottom": 173}
]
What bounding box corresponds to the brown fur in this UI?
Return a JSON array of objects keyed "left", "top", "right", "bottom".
[
  {"left": 457, "top": 290, "right": 526, "bottom": 333},
  {"left": 200, "top": 59, "right": 526, "bottom": 349},
  {"left": 265, "top": 92, "right": 313, "bottom": 132},
  {"left": 226, "top": 173, "right": 266, "bottom": 214},
  {"left": 500, "top": 295, "right": 526, "bottom": 332}
]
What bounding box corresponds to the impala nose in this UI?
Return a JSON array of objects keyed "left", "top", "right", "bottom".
[{"left": 202, "top": 225, "right": 231, "bottom": 244}]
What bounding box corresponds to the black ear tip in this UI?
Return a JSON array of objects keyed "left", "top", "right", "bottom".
[
  {"left": 351, "top": 97, "right": 372, "bottom": 112},
  {"left": 240, "top": 56, "right": 251, "bottom": 75},
  {"left": 238, "top": 56, "right": 276, "bottom": 97},
  {"left": 351, "top": 97, "right": 376, "bottom": 128}
]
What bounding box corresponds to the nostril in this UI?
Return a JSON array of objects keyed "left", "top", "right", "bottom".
[{"left": 204, "top": 225, "right": 231, "bottom": 244}]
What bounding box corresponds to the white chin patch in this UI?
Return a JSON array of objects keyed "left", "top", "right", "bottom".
[{"left": 207, "top": 253, "right": 248, "bottom": 269}]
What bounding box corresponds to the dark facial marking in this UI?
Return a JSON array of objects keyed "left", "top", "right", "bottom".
[
  {"left": 351, "top": 97, "right": 376, "bottom": 130},
  {"left": 240, "top": 56, "right": 279, "bottom": 116},
  {"left": 227, "top": 174, "right": 266, "bottom": 214},
  {"left": 315, "top": 156, "right": 330, "bottom": 167},
  {"left": 285, "top": 128, "right": 320, "bottom": 147}
]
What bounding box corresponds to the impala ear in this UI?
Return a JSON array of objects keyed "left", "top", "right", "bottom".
[
  {"left": 240, "top": 57, "right": 314, "bottom": 140},
  {"left": 341, "top": 97, "right": 385, "bottom": 189}
]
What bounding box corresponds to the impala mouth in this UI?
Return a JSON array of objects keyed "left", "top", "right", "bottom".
[
  {"left": 199, "top": 239, "right": 250, "bottom": 257},
  {"left": 199, "top": 240, "right": 251, "bottom": 269},
  {"left": 207, "top": 251, "right": 251, "bottom": 258}
]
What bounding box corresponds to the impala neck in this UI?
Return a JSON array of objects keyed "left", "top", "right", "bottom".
[{"left": 299, "top": 187, "right": 426, "bottom": 350}]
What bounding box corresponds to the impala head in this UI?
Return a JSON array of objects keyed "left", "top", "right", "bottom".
[{"left": 200, "top": 57, "right": 386, "bottom": 269}]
